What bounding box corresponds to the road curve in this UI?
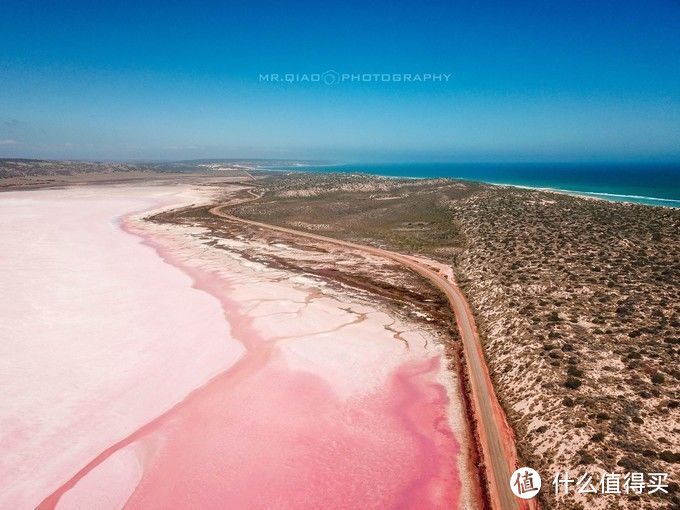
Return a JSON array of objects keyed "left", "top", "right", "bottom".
[{"left": 210, "top": 192, "right": 537, "bottom": 510}]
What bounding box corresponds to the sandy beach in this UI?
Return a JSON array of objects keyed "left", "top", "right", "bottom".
[{"left": 0, "top": 184, "right": 472, "bottom": 509}]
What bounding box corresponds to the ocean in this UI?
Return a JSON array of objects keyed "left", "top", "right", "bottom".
[{"left": 265, "top": 163, "right": 680, "bottom": 208}]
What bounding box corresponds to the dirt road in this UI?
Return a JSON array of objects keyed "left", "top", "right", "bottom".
[{"left": 210, "top": 192, "right": 536, "bottom": 510}]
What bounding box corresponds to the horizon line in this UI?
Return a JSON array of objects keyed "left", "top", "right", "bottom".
[{"left": 2, "top": 157, "right": 680, "bottom": 166}]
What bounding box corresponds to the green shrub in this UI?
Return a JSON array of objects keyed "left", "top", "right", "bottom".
[
  {"left": 579, "top": 452, "right": 595, "bottom": 464},
  {"left": 659, "top": 450, "right": 679, "bottom": 463},
  {"left": 567, "top": 366, "right": 584, "bottom": 377},
  {"left": 565, "top": 377, "right": 582, "bottom": 390},
  {"left": 651, "top": 371, "right": 665, "bottom": 385}
]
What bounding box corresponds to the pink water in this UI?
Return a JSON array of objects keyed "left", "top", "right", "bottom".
[{"left": 3, "top": 186, "right": 465, "bottom": 509}]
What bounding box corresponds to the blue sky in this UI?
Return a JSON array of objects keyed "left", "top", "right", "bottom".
[{"left": 1, "top": 0, "right": 679, "bottom": 162}]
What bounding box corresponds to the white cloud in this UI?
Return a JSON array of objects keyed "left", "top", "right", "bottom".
[{"left": 0, "top": 139, "right": 18, "bottom": 145}]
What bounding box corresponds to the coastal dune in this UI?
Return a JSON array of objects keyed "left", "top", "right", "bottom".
[{"left": 0, "top": 184, "right": 470, "bottom": 509}]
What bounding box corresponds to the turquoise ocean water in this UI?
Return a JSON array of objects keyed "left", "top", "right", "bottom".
[{"left": 265, "top": 163, "right": 680, "bottom": 208}]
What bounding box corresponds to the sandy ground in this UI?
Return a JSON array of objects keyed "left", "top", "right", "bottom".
[{"left": 0, "top": 184, "right": 471, "bottom": 509}]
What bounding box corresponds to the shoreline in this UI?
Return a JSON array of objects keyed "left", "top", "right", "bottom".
[
  {"left": 259, "top": 165, "right": 680, "bottom": 208},
  {"left": 484, "top": 182, "right": 680, "bottom": 208},
  {"left": 0, "top": 185, "right": 243, "bottom": 509},
  {"left": 7, "top": 182, "right": 474, "bottom": 509},
  {"left": 211, "top": 197, "right": 530, "bottom": 509}
]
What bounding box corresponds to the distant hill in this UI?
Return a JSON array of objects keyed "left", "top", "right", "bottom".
[
  {"left": 0, "top": 159, "right": 152, "bottom": 179},
  {"left": 0, "top": 158, "right": 318, "bottom": 178}
]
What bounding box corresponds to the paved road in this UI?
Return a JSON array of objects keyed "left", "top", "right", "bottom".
[{"left": 210, "top": 194, "right": 536, "bottom": 510}]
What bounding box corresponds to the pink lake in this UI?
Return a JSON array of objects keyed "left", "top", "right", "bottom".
[{"left": 0, "top": 185, "right": 473, "bottom": 509}]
